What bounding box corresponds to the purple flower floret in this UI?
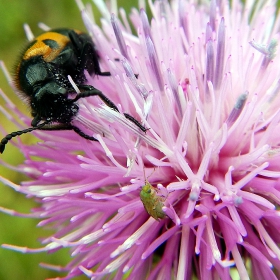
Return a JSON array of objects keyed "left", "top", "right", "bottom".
[{"left": 1, "top": 0, "right": 280, "bottom": 279}]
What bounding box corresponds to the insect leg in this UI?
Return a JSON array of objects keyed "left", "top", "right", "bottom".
[
  {"left": 81, "top": 43, "right": 111, "bottom": 76},
  {"left": 74, "top": 85, "right": 147, "bottom": 132},
  {"left": 37, "top": 123, "right": 98, "bottom": 141},
  {"left": 73, "top": 85, "right": 119, "bottom": 111},
  {"left": 69, "top": 30, "right": 110, "bottom": 76}
]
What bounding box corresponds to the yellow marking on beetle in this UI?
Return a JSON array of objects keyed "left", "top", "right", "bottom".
[{"left": 23, "top": 32, "right": 70, "bottom": 62}]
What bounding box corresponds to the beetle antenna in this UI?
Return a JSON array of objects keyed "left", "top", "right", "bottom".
[{"left": 0, "top": 121, "right": 48, "bottom": 153}]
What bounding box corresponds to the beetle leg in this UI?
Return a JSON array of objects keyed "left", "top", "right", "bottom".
[
  {"left": 71, "top": 125, "right": 98, "bottom": 141},
  {"left": 68, "top": 30, "right": 110, "bottom": 76},
  {"left": 80, "top": 42, "right": 111, "bottom": 76},
  {"left": 69, "top": 30, "right": 83, "bottom": 47},
  {"left": 73, "top": 85, "right": 147, "bottom": 132},
  {"left": 38, "top": 123, "right": 98, "bottom": 141},
  {"left": 72, "top": 85, "right": 119, "bottom": 111}
]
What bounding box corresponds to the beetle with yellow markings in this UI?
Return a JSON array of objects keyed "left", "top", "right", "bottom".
[{"left": 0, "top": 28, "right": 146, "bottom": 153}]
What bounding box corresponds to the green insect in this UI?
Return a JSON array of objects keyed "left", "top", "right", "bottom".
[{"left": 140, "top": 179, "right": 166, "bottom": 221}]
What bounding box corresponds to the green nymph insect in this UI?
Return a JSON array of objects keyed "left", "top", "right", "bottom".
[{"left": 140, "top": 176, "right": 166, "bottom": 221}]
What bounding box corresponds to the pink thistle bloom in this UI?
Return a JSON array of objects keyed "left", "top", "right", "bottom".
[{"left": 1, "top": 0, "right": 280, "bottom": 279}]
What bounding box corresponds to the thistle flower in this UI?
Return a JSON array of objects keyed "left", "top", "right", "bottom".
[{"left": 1, "top": 0, "right": 280, "bottom": 279}]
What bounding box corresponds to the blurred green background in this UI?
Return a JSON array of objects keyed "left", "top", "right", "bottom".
[{"left": 0, "top": 0, "right": 137, "bottom": 279}]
